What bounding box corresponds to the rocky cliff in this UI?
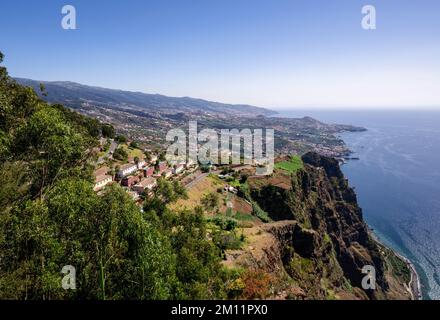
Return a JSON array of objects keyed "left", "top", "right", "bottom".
[{"left": 225, "top": 152, "right": 412, "bottom": 300}]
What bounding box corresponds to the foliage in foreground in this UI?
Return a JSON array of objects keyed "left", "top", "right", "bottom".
[{"left": 0, "top": 52, "right": 229, "bottom": 300}]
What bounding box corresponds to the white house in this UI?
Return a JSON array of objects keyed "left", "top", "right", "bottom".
[
  {"left": 173, "top": 164, "right": 185, "bottom": 175},
  {"left": 137, "top": 160, "right": 146, "bottom": 169},
  {"left": 149, "top": 155, "right": 158, "bottom": 164},
  {"left": 94, "top": 175, "right": 112, "bottom": 191},
  {"left": 120, "top": 163, "right": 138, "bottom": 177}
]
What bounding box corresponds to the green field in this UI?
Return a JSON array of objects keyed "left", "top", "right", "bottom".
[
  {"left": 121, "top": 144, "right": 144, "bottom": 159},
  {"left": 275, "top": 155, "right": 304, "bottom": 173}
]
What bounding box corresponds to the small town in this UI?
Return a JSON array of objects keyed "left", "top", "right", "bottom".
[
  {"left": 92, "top": 136, "right": 255, "bottom": 205},
  {"left": 94, "top": 137, "right": 192, "bottom": 198}
]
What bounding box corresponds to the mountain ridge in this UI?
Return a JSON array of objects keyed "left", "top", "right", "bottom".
[{"left": 14, "top": 77, "right": 277, "bottom": 117}]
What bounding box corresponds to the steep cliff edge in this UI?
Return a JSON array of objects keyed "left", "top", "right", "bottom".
[{"left": 224, "top": 152, "right": 412, "bottom": 300}]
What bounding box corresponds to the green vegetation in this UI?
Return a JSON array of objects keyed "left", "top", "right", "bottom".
[
  {"left": 382, "top": 246, "right": 412, "bottom": 284},
  {"left": 113, "top": 147, "right": 128, "bottom": 161},
  {"left": 101, "top": 124, "right": 115, "bottom": 138},
  {"left": 230, "top": 212, "right": 257, "bottom": 223},
  {"left": 209, "top": 216, "right": 244, "bottom": 252},
  {"left": 129, "top": 141, "right": 139, "bottom": 149},
  {"left": 115, "top": 135, "right": 127, "bottom": 143},
  {"left": 287, "top": 254, "right": 315, "bottom": 283},
  {"left": 226, "top": 176, "right": 241, "bottom": 188},
  {"left": 275, "top": 155, "right": 304, "bottom": 173},
  {"left": 0, "top": 52, "right": 233, "bottom": 300},
  {"left": 209, "top": 216, "right": 238, "bottom": 232},
  {"left": 251, "top": 201, "right": 271, "bottom": 223},
  {"left": 201, "top": 192, "right": 220, "bottom": 213},
  {"left": 236, "top": 182, "right": 271, "bottom": 223},
  {"left": 121, "top": 144, "right": 144, "bottom": 159}
]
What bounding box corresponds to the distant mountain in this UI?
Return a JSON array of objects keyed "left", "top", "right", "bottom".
[
  {"left": 13, "top": 77, "right": 365, "bottom": 158},
  {"left": 14, "top": 78, "right": 276, "bottom": 117}
]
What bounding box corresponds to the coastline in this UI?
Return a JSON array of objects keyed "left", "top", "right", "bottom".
[
  {"left": 370, "top": 232, "right": 422, "bottom": 300},
  {"left": 337, "top": 128, "right": 423, "bottom": 300}
]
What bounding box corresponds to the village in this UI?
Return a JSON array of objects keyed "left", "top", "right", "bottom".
[
  {"left": 92, "top": 136, "right": 255, "bottom": 205},
  {"left": 93, "top": 137, "right": 198, "bottom": 201}
]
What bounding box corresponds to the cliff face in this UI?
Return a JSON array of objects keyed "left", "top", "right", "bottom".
[{"left": 226, "top": 152, "right": 412, "bottom": 300}]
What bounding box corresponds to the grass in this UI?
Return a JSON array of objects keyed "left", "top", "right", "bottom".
[
  {"left": 172, "top": 175, "right": 227, "bottom": 212},
  {"left": 121, "top": 144, "right": 144, "bottom": 159},
  {"left": 227, "top": 178, "right": 241, "bottom": 188},
  {"left": 232, "top": 212, "right": 257, "bottom": 222},
  {"left": 275, "top": 155, "right": 304, "bottom": 173}
]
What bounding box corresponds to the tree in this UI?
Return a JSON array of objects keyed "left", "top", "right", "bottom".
[
  {"left": 101, "top": 124, "right": 115, "bottom": 138},
  {"left": 0, "top": 53, "right": 230, "bottom": 300},
  {"left": 89, "top": 185, "right": 177, "bottom": 299},
  {"left": 113, "top": 147, "right": 128, "bottom": 161},
  {"left": 39, "top": 83, "right": 47, "bottom": 97},
  {"left": 115, "top": 135, "right": 127, "bottom": 143},
  {"left": 13, "top": 107, "right": 89, "bottom": 198},
  {"left": 0, "top": 51, "right": 6, "bottom": 82},
  {"left": 144, "top": 151, "right": 152, "bottom": 162},
  {"left": 144, "top": 178, "right": 188, "bottom": 217},
  {"left": 201, "top": 192, "right": 220, "bottom": 212},
  {"left": 240, "top": 174, "right": 249, "bottom": 184},
  {"left": 170, "top": 207, "right": 225, "bottom": 299},
  {"left": 130, "top": 141, "right": 139, "bottom": 149}
]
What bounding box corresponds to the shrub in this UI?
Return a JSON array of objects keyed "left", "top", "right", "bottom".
[
  {"left": 209, "top": 216, "right": 238, "bottom": 231},
  {"left": 241, "top": 270, "right": 274, "bottom": 299}
]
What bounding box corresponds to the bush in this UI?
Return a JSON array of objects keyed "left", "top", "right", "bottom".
[
  {"left": 252, "top": 201, "right": 271, "bottom": 223},
  {"left": 101, "top": 124, "right": 115, "bottom": 138},
  {"left": 113, "top": 147, "right": 128, "bottom": 161},
  {"left": 115, "top": 135, "right": 127, "bottom": 143},
  {"left": 214, "top": 232, "right": 242, "bottom": 251},
  {"left": 209, "top": 216, "right": 238, "bottom": 231},
  {"left": 241, "top": 270, "right": 274, "bottom": 299}
]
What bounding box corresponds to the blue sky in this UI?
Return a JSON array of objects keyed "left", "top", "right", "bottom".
[{"left": 1, "top": 0, "right": 439, "bottom": 109}]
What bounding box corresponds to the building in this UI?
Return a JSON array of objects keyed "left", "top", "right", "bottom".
[
  {"left": 137, "top": 160, "right": 146, "bottom": 169},
  {"left": 143, "top": 166, "right": 154, "bottom": 177},
  {"left": 186, "top": 159, "right": 196, "bottom": 168},
  {"left": 132, "top": 177, "right": 157, "bottom": 194},
  {"left": 163, "top": 168, "right": 173, "bottom": 179},
  {"left": 157, "top": 161, "right": 168, "bottom": 172},
  {"left": 121, "top": 175, "right": 140, "bottom": 187},
  {"left": 173, "top": 164, "right": 185, "bottom": 175},
  {"left": 120, "top": 163, "right": 138, "bottom": 177},
  {"left": 94, "top": 175, "right": 113, "bottom": 191},
  {"left": 149, "top": 155, "right": 158, "bottom": 164}
]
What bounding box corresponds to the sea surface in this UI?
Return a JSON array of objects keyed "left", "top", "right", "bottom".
[{"left": 277, "top": 110, "right": 440, "bottom": 300}]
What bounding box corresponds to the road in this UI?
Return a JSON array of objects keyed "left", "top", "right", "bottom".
[
  {"left": 183, "top": 169, "right": 222, "bottom": 190},
  {"left": 97, "top": 140, "right": 118, "bottom": 164},
  {"left": 185, "top": 172, "right": 209, "bottom": 189}
]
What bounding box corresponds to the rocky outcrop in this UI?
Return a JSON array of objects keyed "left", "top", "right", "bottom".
[{"left": 236, "top": 152, "right": 412, "bottom": 300}]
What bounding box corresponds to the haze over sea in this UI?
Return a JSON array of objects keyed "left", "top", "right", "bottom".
[{"left": 277, "top": 110, "right": 440, "bottom": 300}]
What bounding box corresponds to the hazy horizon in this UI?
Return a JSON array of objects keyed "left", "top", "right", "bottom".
[{"left": 10, "top": 76, "right": 440, "bottom": 112}]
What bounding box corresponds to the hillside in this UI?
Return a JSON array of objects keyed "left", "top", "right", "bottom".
[
  {"left": 232, "top": 152, "right": 413, "bottom": 299},
  {"left": 14, "top": 78, "right": 275, "bottom": 117},
  {"left": 1, "top": 53, "right": 412, "bottom": 300},
  {"left": 1, "top": 53, "right": 230, "bottom": 300},
  {"left": 14, "top": 78, "right": 365, "bottom": 157}
]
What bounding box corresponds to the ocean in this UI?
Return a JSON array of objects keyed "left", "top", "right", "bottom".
[{"left": 277, "top": 110, "right": 440, "bottom": 300}]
